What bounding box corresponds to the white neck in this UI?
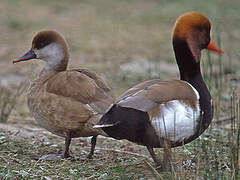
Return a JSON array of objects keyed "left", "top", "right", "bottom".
[{"left": 34, "top": 43, "right": 64, "bottom": 74}]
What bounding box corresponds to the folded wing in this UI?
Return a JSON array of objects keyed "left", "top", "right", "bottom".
[{"left": 46, "top": 69, "right": 114, "bottom": 114}]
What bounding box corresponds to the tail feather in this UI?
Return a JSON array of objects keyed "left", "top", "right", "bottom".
[
  {"left": 93, "top": 121, "right": 120, "bottom": 128},
  {"left": 94, "top": 104, "right": 153, "bottom": 144},
  {"left": 94, "top": 104, "right": 120, "bottom": 128}
]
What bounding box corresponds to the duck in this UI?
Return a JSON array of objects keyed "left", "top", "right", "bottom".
[
  {"left": 13, "top": 30, "right": 114, "bottom": 159},
  {"left": 94, "top": 12, "right": 223, "bottom": 170}
]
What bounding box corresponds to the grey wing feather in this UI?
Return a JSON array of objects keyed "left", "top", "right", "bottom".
[{"left": 117, "top": 95, "right": 157, "bottom": 112}]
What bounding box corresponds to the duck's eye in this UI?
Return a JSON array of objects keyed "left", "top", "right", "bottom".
[
  {"left": 36, "top": 42, "right": 45, "bottom": 49},
  {"left": 39, "top": 42, "right": 45, "bottom": 47}
]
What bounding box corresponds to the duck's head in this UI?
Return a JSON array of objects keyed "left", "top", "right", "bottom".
[
  {"left": 172, "top": 12, "right": 223, "bottom": 63},
  {"left": 13, "top": 30, "right": 69, "bottom": 72}
]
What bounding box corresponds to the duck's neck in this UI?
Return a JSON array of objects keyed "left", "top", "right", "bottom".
[
  {"left": 173, "top": 37, "right": 213, "bottom": 131},
  {"left": 40, "top": 55, "right": 69, "bottom": 77},
  {"left": 37, "top": 43, "right": 69, "bottom": 76}
]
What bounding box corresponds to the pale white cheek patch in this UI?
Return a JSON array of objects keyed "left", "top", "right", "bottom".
[
  {"left": 151, "top": 100, "right": 200, "bottom": 142},
  {"left": 34, "top": 43, "right": 64, "bottom": 72}
]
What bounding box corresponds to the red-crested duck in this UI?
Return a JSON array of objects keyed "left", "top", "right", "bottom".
[
  {"left": 13, "top": 30, "right": 114, "bottom": 159},
  {"left": 94, "top": 12, "right": 223, "bottom": 169}
]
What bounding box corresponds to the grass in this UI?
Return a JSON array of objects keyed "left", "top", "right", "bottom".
[
  {"left": 0, "top": 0, "right": 240, "bottom": 179},
  {"left": 0, "top": 83, "right": 25, "bottom": 123},
  {"left": 0, "top": 131, "right": 148, "bottom": 179}
]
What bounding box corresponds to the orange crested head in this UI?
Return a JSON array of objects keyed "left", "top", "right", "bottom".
[{"left": 173, "top": 12, "right": 211, "bottom": 39}]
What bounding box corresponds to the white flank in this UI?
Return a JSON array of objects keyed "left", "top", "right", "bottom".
[{"left": 151, "top": 100, "right": 200, "bottom": 142}]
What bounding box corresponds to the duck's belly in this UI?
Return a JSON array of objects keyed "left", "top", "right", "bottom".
[
  {"left": 31, "top": 111, "right": 100, "bottom": 138},
  {"left": 149, "top": 100, "right": 200, "bottom": 144},
  {"left": 31, "top": 109, "right": 68, "bottom": 137},
  {"left": 27, "top": 92, "right": 100, "bottom": 138}
]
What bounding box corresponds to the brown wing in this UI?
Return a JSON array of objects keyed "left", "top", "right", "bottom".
[
  {"left": 46, "top": 69, "right": 114, "bottom": 114},
  {"left": 117, "top": 79, "right": 198, "bottom": 112}
]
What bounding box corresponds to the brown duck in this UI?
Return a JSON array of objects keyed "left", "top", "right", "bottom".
[
  {"left": 94, "top": 12, "right": 223, "bottom": 170},
  {"left": 13, "top": 30, "right": 114, "bottom": 159}
]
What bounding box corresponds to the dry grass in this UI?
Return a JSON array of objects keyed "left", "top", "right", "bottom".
[{"left": 0, "top": 0, "right": 240, "bottom": 179}]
